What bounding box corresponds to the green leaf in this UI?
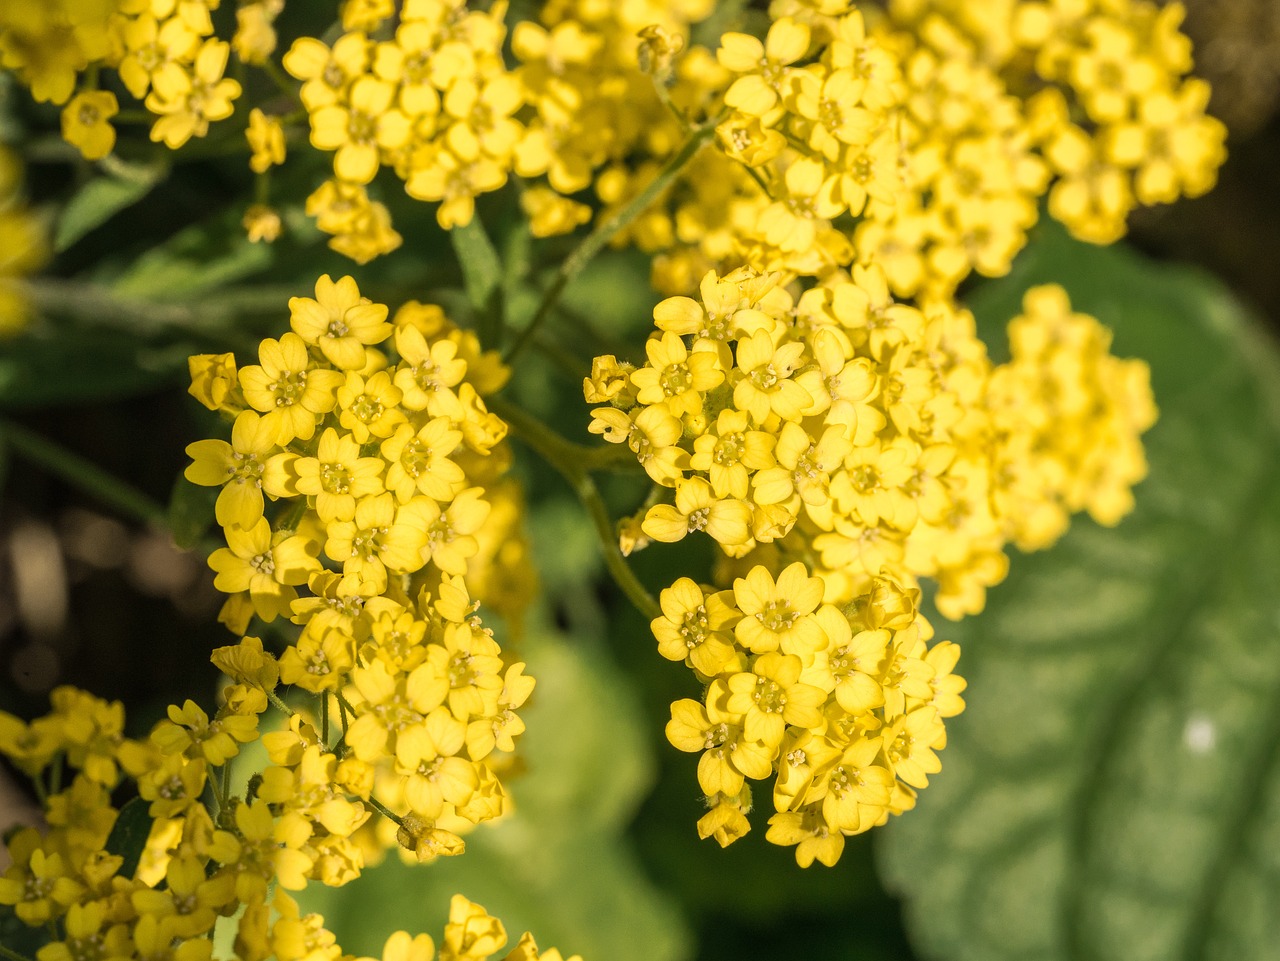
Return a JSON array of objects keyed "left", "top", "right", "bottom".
[
  {"left": 298, "top": 631, "right": 691, "bottom": 961},
  {"left": 110, "top": 213, "right": 273, "bottom": 300},
  {"left": 168, "top": 473, "right": 217, "bottom": 551},
  {"left": 880, "top": 220, "right": 1280, "bottom": 961},
  {"left": 105, "top": 797, "right": 153, "bottom": 882},
  {"left": 0, "top": 329, "right": 185, "bottom": 407},
  {"left": 450, "top": 215, "right": 504, "bottom": 349},
  {"left": 55, "top": 173, "right": 160, "bottom": 253}
]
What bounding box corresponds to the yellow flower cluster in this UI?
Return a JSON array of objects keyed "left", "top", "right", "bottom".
[
  {"left": 183, "top": 275, "right": 536, "bottom": 861},
  {"left": 284, "top": 0, "right": 524, "bottom": 243},
  {"left": 885, "top": 0, "right": 1227, "bottom": 246},
  {"left": 282, "top": 0, "right": 717, "bottom": 257},
  {"left": 512, "top": 0, "right": 717, "bottom": 240},
  {"left": 578, "top": 0, "right": 1224, "bottom": 299},
  {"left": 0, "top": 147, "right": 46, "bottom": 336},
  {"left": 1, "top": 0, "right": 251, "bottom": 156},
  {"left": 659, "top": 568, "right": 963, "bottom": 867},
  {"left": 589, "top": 265, "right": 1154, "bottom": 851},
  {"left": 0, "top": 689, "right": 578, "bottom": 961},
  {"left": 0, "top": 0, "right": 116, "bottom": 105}
]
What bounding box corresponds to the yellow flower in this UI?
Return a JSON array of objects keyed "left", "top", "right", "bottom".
[
  {"left": 184, "top": 409, "right": 276, "bottom": 529},
  {"left": 247, "top": 108, "right": 286, "bottom": 173},
  {"left": 642, "top": 476, "right": 752, "bottom": 549},
  {"left": 289, "top": 274, "right": 392, "bottom": 370},
  {"left": 243, "top": 205, "right": 283, "bottom": 243},
  {"left": 441, "top": 896, "right": 506, "bottom": 961},
  {"left": 207, "top": 517, "right": 320, "bottom": 621},
  {"left": 309, "top": 75, "right": 410, "bottom": 185},
  {"left": 718, "top": 18, "right": 811, "bottom": 118},
  {"left": 60, "top": 90, "right": 118, "bottom": 160},
  {"left": 380, "top": 418, "right": 466, "bottom": 503},
  {"left": 290, "top": 427, "right": 387, "bottom": 523},
  {"left": 731, "top": 562, "right": 826, "bottom": 655},
  {"left": 731, "top": 330, "right": 811, "bottom": 424},
  {"left": 630, "top": 331, "right": 725, "bottom": 417},
  {"left": 238, "top": 332, "right": 346, "bottom": 445},
  {"left": 652, "top": 579, "right": 739, "bottom": 677},
  {"left": 147, "top": 39, "right": 242, "bottom": 149}
]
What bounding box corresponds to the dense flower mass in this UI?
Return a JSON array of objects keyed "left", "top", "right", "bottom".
[
  {"left": 0, "top": 691, "right": 577, "bottom": 961},
  {"left": 0, "top": 0, "right": 1206, "bottom": 948},
  {"left": 591, "top": 265, "right": 1155, "bottom": 854}
]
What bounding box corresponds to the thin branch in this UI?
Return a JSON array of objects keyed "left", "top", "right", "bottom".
[
  {"left": 488, "top": 397, "right": 661, "bottom": 620},
  {"left": 502, "top": 111, "right": 724, "bottom": 366}
]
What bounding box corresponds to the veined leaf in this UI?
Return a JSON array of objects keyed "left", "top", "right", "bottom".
[{"left": 880, "top": 221, "right": 1280, "bottom": 961}]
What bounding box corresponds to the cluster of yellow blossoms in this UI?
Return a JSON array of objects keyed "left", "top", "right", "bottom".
[
  {"left": 887, "top": 0, "right": 1227, "bottom": 246},
  {"left": 589, "top": 263, "right": 1155, "bottom": 860},
  {"left": 660, "top": 569, "right": 962, "bottom": 867},
  {"left": 1, "top": 0, "right": 1222, "bottom": 283},
  {"left": 184, "top": 274, "right": 535, "bottom": 853},
  {"left": 0, "top": 0, "right": 254, "bottom": 157},
  {"left": 0, "top": 277, "right": 571, "bottom": 959},
  {"left": 0, "top": 689, "right": 575, "bottom": 960}
]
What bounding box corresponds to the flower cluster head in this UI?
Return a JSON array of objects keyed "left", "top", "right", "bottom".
[
  {"left": 0, "top": 275, "right": 558, "bottom": 961},
  {"left": 0, "top": 0, "right": 251, "bottom": 156},
  {"left": 593, "top": 260, "right": 1154, "bottom": 854},
  {"left": 184, "top": 274, "right": 535, "bottom": 855},
  {"left": 0, "top": 685, "right": 576, "bottom": 960},
  {"left": 660, "top": 567, "right": 963, "bottom": 867},
  {"left": 880, "top": 0, "right": 1227, "bottom": 249},
  {"left": 581, "top": 0, "right": 1225, "bottom": 300}
]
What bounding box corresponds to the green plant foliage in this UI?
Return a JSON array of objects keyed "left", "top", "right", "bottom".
[
  {"left": 880, "top": 220, "right": 1280, "bottom": 961},
  {"left": 299, "top": 631, "right": 692, "bottom": 961},
  {"left": 54, "top": 170, "right": 162, "bottom": 253},
  {"left": 0, "top": 328, "right": 185, "bottom": 406},
  {"left": 103, "top": 797, "right": 154, "bottom": 882}
]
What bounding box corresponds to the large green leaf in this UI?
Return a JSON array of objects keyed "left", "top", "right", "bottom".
[
  {"left": 299, "top": 630, "right": 691, "bottom": 961},
  {"left": 880, "top": 221, "right": 1280, "bottom": 961}
]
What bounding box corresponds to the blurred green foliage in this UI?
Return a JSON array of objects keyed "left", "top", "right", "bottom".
[{"left": 882, "top": 220, "right": 1280, "bottom": 961}]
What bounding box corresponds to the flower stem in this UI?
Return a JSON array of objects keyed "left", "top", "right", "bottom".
[
  {"left": 0, "top": 417, "right": 168, "bottom": 528},
  {"left": 488, "top": 397, "right": 661, "bottom": 621},
  {"left": 0, "top": 944, "right": 36, "bottom": 961},
  {"left": 266, "top": 689, "right": 296, "bottom": 717},
  {"left": 502, "top": 111, "right": 724, "bottom": 366},
  {"left": 366, "top": 793, "right": 404, "bottom": 826}
]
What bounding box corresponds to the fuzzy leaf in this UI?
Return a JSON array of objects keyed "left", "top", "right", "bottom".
[{"left": 880, "top": 221, "right": 1280, "bottom": 961}]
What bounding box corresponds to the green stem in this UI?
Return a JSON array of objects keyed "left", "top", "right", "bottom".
[
  {"left": 266, "top": 689, "right": 296, "bottom": 716},
  {"left": 366, "top": 793, "right": 404, "bottom": 826},
  {"left": 488, "top": 398, "right": 660, "bottom": 620},
  {"left": 0, "top": 943, "right": 37, "bottom": 961},
  {"left": 332, "top": 690, "right": 352, "bottom": 755},
  {"left": 0, "top": 418, "right": 168, "bottom": 527},
  {"left": 261, "top": 58, "right": 300, "bottom": 100},
  {"left": 502, "top": 112, "right": 723, "bottom": 366},
  {"left": 321, "top": 693, "right": 329, "bottom": 745},
  {"left": 48, "top": 751, "right": 64, "bottom": 795},
  {"left": 21, "top": 278, "right": 286, "bottom": 347}
]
